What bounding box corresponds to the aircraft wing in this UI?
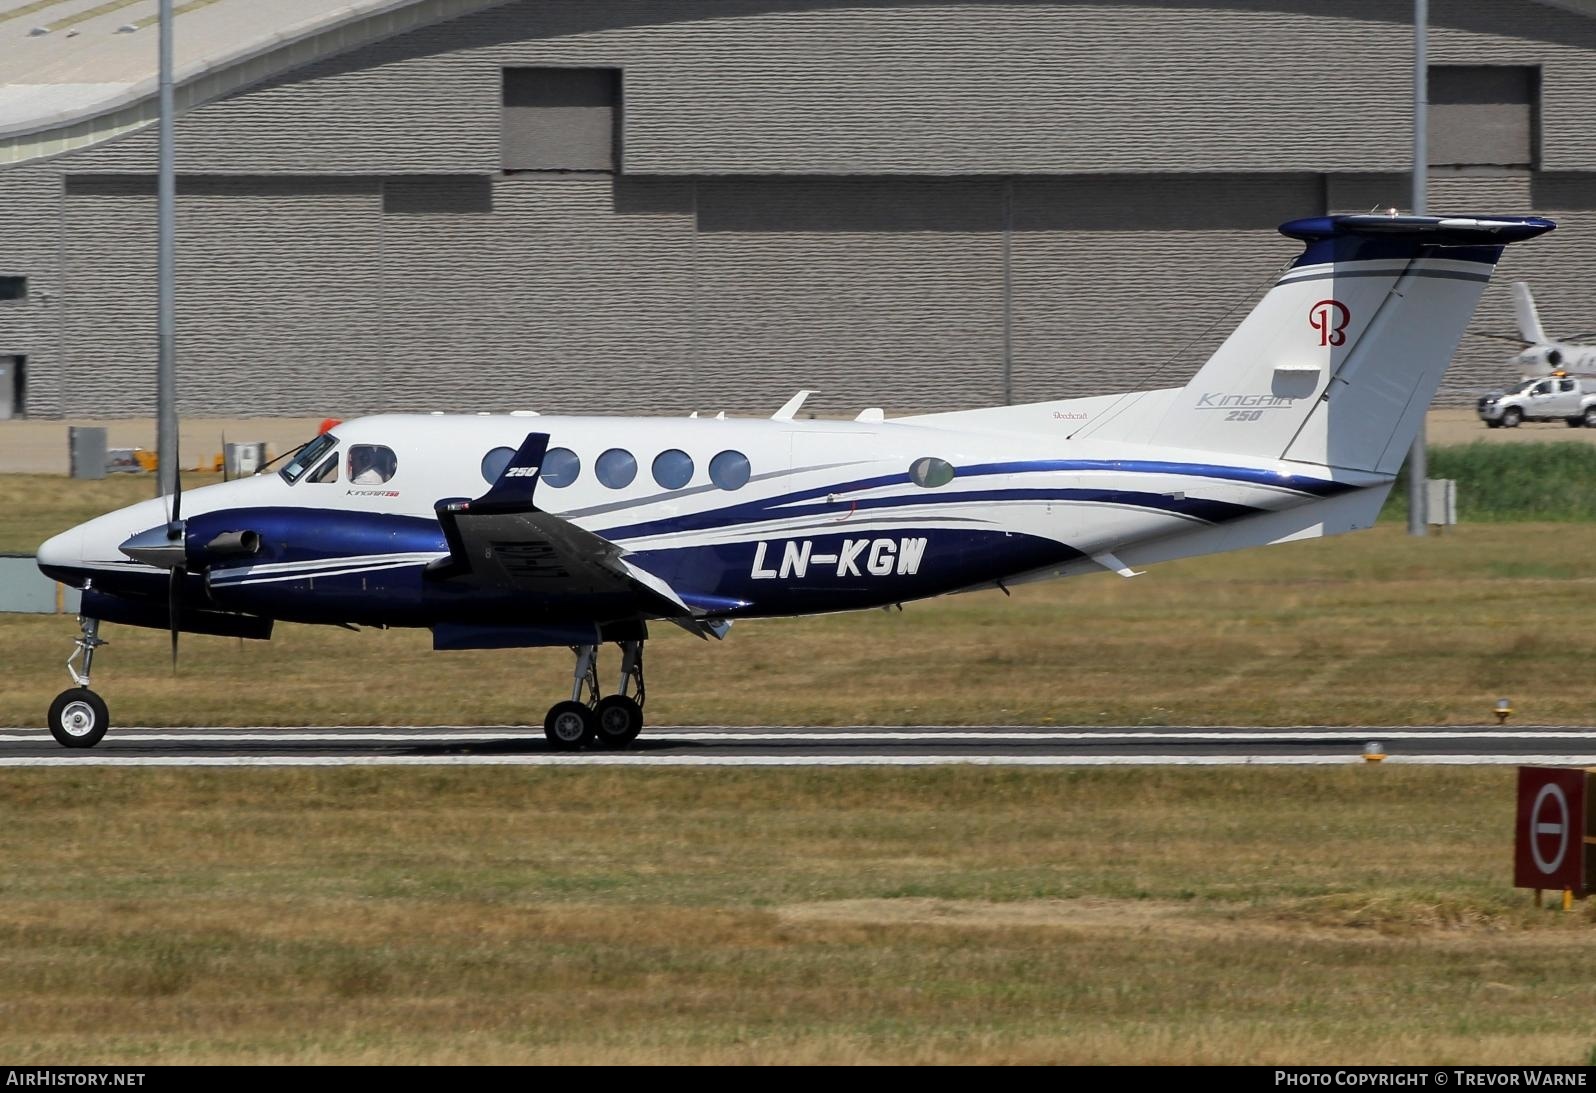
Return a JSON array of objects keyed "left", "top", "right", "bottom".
[{"left": 425, "top": 433, "right": 722, "bottom": 636}]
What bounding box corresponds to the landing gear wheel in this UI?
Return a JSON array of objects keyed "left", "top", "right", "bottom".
[
  {"left": 48, "top": 688, "right": 108, "bottom": 749},
  {"left": 544, "top": 700, "right": 597, "bottom": 750},
  {"left": 593, "top": 695, "right": 644, "bottom": 749}
]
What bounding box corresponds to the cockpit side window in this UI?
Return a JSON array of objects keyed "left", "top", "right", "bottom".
[
  {"left": 348, "top": 444, "right": 398, "bottom": 485},
  {"left": 308, "top": 455, "right": 340, "bottom": 483},
  {"left": 280, "top": 432, "right": 339, "bottom": 484}
]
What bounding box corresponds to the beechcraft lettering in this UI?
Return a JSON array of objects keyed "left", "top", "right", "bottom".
[{"left": 750, "top": 537, "right": 928, "bottom": 579}]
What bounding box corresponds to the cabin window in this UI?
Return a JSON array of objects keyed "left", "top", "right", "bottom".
[
  {"left": 542, "top": 447, "right": 580, "bottom": 488},
  {"left": 596, "top": 448, "right": 637, "bottom": 489},
  {"left": 709, "top": 450, "right": 751, "bottom": 491},
  {"left": 308, "top": 454, "right": 340, "bottom": 484},
  {"left": 348, "top": 445, "right": 397, "bottom": 484},
  {"left": 909, "top": 457, "right": 955, "bottom": 488},
  {"left": 481, "top": 446, "right": 516, "bottom": 484},
  {"left": 280, "top": 432, "right": 339, "bottom": 484},
  {"left": 652, "top": 449, "right": 694, "bottom": 489}
]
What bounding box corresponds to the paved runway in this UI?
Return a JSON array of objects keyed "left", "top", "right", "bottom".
[{"left": 2, "top": 725, "right": 1596, "bottom": 766}]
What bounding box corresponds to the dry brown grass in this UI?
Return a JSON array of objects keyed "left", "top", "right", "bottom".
[
  {"left": 5, "top": 520, "right": 1596, "bottom": 726},
  {"left": 0, "top": 767, "right": 1592, "bottom": 1064}
]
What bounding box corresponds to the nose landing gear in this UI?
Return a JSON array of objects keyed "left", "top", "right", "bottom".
[
  {"left": 48, "top": 617, "right": 109, "bottom": 748},
  {"left": 543, "top": 639, "right": 647, "bottom": 751}
]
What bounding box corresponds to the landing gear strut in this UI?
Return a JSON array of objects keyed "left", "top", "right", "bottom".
[
  {"left": 542, "top": 640, "right": 646, "bottom": 751},
  {"left": 48, "top": 617, "right": 109, "bottom": 749}
]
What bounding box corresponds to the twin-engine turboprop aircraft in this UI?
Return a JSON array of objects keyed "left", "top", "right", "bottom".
[{"left": 36, "top": 213, "right": 1555, "bottom": 749}]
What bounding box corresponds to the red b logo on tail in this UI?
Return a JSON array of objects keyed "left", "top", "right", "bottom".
[{"left": 1309, "top": 299, "right": 1351, "bottom": 347}]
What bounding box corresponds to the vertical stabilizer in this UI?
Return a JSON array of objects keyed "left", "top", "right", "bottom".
[
  {"left": 1511, "top": 281, "right": 1548, "bottom": 345},
  {"left": 1084, "top": 215, "right": 1554, "bottom": 474}
]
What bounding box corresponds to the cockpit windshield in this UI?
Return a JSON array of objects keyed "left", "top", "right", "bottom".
[{"left": 280, "top": 432, "right": 340, "bottom": 485}]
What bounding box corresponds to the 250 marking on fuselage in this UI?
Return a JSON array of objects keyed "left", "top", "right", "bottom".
[{"left": 751, "top": 537, "right": 928, "bottom": 580}]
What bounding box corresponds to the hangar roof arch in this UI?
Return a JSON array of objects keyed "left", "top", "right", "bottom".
[{"left": 3, "top": 0, "right": 1596, "bottom": 167}]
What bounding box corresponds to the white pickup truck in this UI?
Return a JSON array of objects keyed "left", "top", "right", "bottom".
[{"left": 1477, "top": 374, "right": 1596, "bottom": 427}]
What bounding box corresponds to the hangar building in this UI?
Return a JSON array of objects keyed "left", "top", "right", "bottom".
[{"left": 1, "top": 0, "right": 1594, "bottom": 420}]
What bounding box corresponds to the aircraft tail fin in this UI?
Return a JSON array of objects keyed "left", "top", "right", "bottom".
[
  {"left": 1080, "top": 215, "right": 1554, "bottom": 474},
  {"left": 1512, "top": 281, "right": 1548, "bottom": 345}
]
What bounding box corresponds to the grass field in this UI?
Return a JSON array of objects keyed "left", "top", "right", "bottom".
[
  {"left": 0, "top": 766, "right": 1590, "bottom": 1065},
  {"left": 4, "top": 470, "right": 1596, "bottom": 1066}
]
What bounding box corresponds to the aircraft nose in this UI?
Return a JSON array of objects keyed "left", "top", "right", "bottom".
[{"left": 36, "top": 526, "right": 84, "bottom": 578}]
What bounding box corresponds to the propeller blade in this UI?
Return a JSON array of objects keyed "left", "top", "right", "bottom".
[
  {"left": 221, "top": 432, "right": 230, "bottom": 483},
  {"left": 168, "top": 565, "right": 182, "bottom": 674},
  {"left": 1557, "top": 332, "right": 1596, "bottom": 344}
]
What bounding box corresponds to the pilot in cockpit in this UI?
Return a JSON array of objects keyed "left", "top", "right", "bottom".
[{"left": 349, "top": 445, "right": 395, "bottom": 485}]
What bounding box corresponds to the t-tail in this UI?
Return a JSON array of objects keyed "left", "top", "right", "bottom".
[
  {"left": 1512, "top": 280, "right": 1548, "bottom": 345},
  {"left": 1083, "top": 214, "right": 1555, "bottom": 474}
]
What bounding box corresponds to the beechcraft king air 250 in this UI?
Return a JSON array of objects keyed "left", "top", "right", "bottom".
[{"left": 35, "top": 213, "right": 1554, "bottom": 749}]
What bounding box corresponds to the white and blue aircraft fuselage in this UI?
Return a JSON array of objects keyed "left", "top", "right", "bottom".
[{"left": 35, "top": 213, "right": 1556, "bottom": 749}]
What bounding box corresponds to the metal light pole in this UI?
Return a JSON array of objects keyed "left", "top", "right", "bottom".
[
  {"left": 155, "top": 0, "right": 178, "bottom": 500},
  {"left": 1407, "top": 0, "right": 1429, "bottom": 536}
]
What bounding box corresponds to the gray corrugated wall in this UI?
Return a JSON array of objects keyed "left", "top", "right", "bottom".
[
  {"left": 7, "top": 0, "right": 1596, "bottom": 417},
  {"left": 43, "top": 171, "right": 1356, "bottom": 417},
  {"left": 58, "top": 0, "right": 1596, "bottom": 177},
  {"left": 0, "top": 166, "right": 63, "bottom": 417}
]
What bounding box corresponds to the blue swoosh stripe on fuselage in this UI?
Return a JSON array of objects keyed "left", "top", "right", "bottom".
[
  {"left": 954, "top": 460, "right": 1355, "bottom": 497},
  {"left": 594, "top": 460, "right": 1344, "bottom": 542},
  {"left": 606, "top": 488, "right": 1259, "bottom": 543},
  {"left": 592, "top": 459, "right": 1351, "bottom": 542}
]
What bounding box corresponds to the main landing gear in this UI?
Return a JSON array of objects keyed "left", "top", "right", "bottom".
[
  {"left": 48, "top": 616, "right": 109, "bottom": 749},
  {"left": 543, "top": 640, "right": 646, "bottom": 751}
]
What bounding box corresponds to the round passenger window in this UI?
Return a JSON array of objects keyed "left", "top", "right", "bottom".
[
  {"left": 542, "top": 447, "right": 580, "bottom": 489},
  {"left": 480, "top": 446, "right": 516, "bottom": 485},
  {"left": 652, "top": 449, "right": 694, "bottom": 490},
  {"left": 596, "top": 448, "right": 637, "bottom": 489},
  {"left": 709, "top": 450, "right": 751, "bottom": 491},
  {"left": 909, "top": 457, "right": 955, "bottom": 488}
]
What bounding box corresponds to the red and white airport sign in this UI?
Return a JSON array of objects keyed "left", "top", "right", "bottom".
[{"left": 1514, "top": 767, "right": 1593, "bottom": 896}]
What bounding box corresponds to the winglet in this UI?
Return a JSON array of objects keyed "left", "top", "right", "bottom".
[
  {"left": 772, "top": 389, "right": 818, "bottom": 421},
  {"left": 473, "top": 432, "right": 550, "bottom": 514}
]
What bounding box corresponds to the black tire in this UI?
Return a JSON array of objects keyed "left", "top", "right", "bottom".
[
  {"left": 544, "top": 700, "right": 596, "bottom": 750},
  {"left": 593, "top": 695, "right": 644, "bottom": 749},
  {"left": 1569, "top": 417, "right": 1585, "bottom": 427},
  {"left": 1584, "top": 407, "right": 1596, "bottom": 428},
  {"left": 1502, "top": 407, "right": 1523, "bottom": 428},
  {"left": 48, "top": 688, "right": 108, "bottom": 749},
  {"left": 1484, "top": 419, "right": 1501, "bottom": 429}
]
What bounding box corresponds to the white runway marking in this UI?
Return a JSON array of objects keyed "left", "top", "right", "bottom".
[
  {"left": 3, "top": 728, "right": 1595, "bottom": 743},
  {"left": 0, "top": 755, "right": 1593, "bottom": 768}
]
